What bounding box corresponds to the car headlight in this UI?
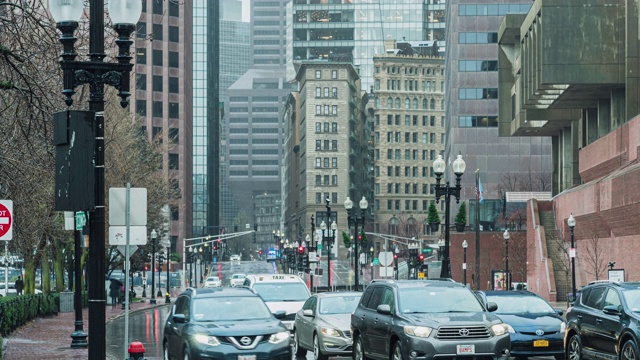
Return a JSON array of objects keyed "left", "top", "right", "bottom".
[
  {"left": 505, "top": 324, "right": 515, "bottom": 333},
  {"left": 321, "top": 327, "right": 341, "bottom": 337},
  {"left": 491, "top": 324, "right": 509, "bottom": 336},
  {"left": 269, "top": 331, "right": 290, "bottom": 344},
  {"left": 560, "top": 322, "right": 566, "bottom": 333},
  {"left": 193, "top": 334, "right": 221, "bottom": 346},
  {"left": 404, "top": 325, "right": 433, "bottom": 338}
]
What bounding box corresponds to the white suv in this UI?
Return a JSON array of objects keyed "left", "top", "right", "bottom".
[
  {"left": 243, "top": 274, "right": 311, "bottom": 330},
  {"left": 204, "top": 276, "right": 222, "bottom": 288},
  {"left": 229, "top": 273, "right": 246, "bottom": 287}
]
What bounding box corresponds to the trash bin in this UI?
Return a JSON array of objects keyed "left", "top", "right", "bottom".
[{"left": 60, "top": 291, "right": 74, "bottom": 312}]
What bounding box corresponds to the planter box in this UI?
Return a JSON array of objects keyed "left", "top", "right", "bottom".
[
  {"left": 429, "top": 222, "right": 440, "bottom": 232},
  {"left": 455, "top": 223, "right": 465, "bottom": 232}
]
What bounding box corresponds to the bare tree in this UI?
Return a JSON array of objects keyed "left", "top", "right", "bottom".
[{"left": 582, "top": 231, "right": 607, "bottom": 281}]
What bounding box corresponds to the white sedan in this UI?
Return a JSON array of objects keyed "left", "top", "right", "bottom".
[
  {"left": 204, "top": 276, "right": 222, "bottom": 288},
  {"left": 229, "top": 274, "right": 246, "bottom": 287},
  {"left": 230, "top": 254, "right": 241, "bottom": 262}
]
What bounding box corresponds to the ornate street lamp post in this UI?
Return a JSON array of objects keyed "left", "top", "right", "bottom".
[
  {"left": 344, "top": 196, "right": 368, "bottom": 291},
  {"left": 503, "top": 230, "right": 510, "bottom": 290},
  {"left": 462, "top": 239, "right": 468, "bottom": 287},
  {"left": 320, "top": 220, "right": 337, "bottom": 289},
  {"left": 568, "top": 214, "right": 576, "bottom": 301},
  {"left": 49, "top": 0, "right": 142, "bottom": 356},
  {"left": 432, "top": 154, "right": 466, "bottom": 279},
  {"left": 437, "top": 239, "right": 445, "bottom": 260},
  {"left": 161, "top": 236, "right": 171, "bottom": 304},
  {"left": 150, "top": 229, "right": 158, "bottom": 305}
]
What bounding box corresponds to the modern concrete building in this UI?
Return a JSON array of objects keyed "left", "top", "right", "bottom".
[
  {"left": 498, "top": 0, "right": 640, "bottom": 300},
  {"left": 283, "top": 61, "right": 370, "bottom": 264},
  {"left": 287, "top": 0, "right": 438, "bottom": 91},
  {"left": 371, "top": 39, "right": 445, "bottom": 241},
  {"left": 134, "top": 0, "right": 193, "bottom": 252},
  {"left": 444, "top": 0, "right": 551, "bottom": 232}
]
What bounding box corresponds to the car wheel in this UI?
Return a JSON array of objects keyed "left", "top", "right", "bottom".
[
  {"left": 567, "top": 334, "right": 582, "bottom": 360},
  {"left": 293, "top": 329, "right": 307, "bottom": 357},
  {"left": 313, "top": 334, "right": 329, "bottom": 360},
  {"left": 353, "top": 335, "right": 370, "bottom": 360},
  {"left": 182, "top": 343, "right": 191, "bottom": 360},
  {"left": 622, "top": 340, "right": 640, "bottom": 360},
  {"left": 392, "top": 341, "right": 405, "bottom": 360}
]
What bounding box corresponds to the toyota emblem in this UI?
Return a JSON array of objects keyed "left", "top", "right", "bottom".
[
  {"left": 459, "top": 328, "right": 470, "bottom": 337},
  {"left": 536, "top": 329, "right": 544, "bottom": 336},
  {"left": 240, "top": 336, "right": 252, "bottom": 346}
]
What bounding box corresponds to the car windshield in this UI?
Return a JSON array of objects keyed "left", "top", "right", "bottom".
[
  {"left": 192, "top": 296, "right": 272, "bottom": 321},
  {"left": 487, "top": 295, "right": 555, "bottom": 314},
  {"left": 622, "top": 289, "right": 640, "bottom": 311},
  {"left": 233, "top": 274, "right": 245, "bottom": 279},
  {"left": 252, "top": 283, "right": 310, "bottom": 302},
  {"left": 398, "top": 286, "right": 485, "bottom": 313},
  {"left": 207, "top": 277, "right": 219, "bottom": 282},
  {"left": 319, "top": 295, "right": 361, "bottom": 314}
]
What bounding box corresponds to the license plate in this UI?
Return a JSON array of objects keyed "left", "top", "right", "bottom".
[
  {"left": 457, "top": 345, "right": 475, "bottom": 354},
  {"left": 238, "top": 356, "right": 256, "bottom": 360},
  {"left": 534, "top": 339, "right": 549, "bottom": 347}
]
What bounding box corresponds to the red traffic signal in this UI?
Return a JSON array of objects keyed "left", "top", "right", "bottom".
[
  {"left": 213, "top": 245, "right": 217, "bottom": 250},
  {"left": 259, "top": 250, "right": 262, "bottom": 255},
  {"left": 418, "top": 254, "right": 425, "bottom": 261},
  {"left": 393, "top": 253, "right": 398, "bottom": 259},
  {"left": 358, "top": 235, "right": 362, "bottom": 240},
  {"left": 298, "top": 246, "right": 304, "bottom": 254}
]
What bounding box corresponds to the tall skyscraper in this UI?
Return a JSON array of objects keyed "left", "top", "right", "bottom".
[
  {"left": 444, "top": 0, "right": 552, "bottom": 231},
  {"left": 134, "top": 0, "right": 193, "bottom": 251}
]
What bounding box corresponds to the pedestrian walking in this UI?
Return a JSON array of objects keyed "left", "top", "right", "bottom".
[
  {"left": 15, "top": 276, "right": 24, "bottom": 295},
  {"left": 109, "top": 280, "right": 120, "bottom": 308}
]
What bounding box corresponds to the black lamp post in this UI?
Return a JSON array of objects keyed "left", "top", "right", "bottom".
[
  {"left": 437, "top": 239, "right": 444, "bottom": 261},
  {"left": 345, "top": 196, "right": 368, "bottom": 292},
  {"left": 150, "top": 229, "right": 157, "bottom": 304},
  {"left": 49, "top": 0, "right": 141, "bottom": 357},
  {"left": 503, "top": 230, "right": 510, "bottom": 290},
  {"left": 320, "top": 219, "right": 337, "bottom": 289},
  {"left": 568, "top": 214, "right": 576, "bottom": 301},
  {"left": 370, "top": 246, "right": 375, "bottom": 281},
  {"left": 310, "top": 215, "right": 316, "bottom": 251},
  {"left": 162, "top": 237, "right": 171, "bottom": 304},
  {"left": 71, "top": 218, "right": 87, "bottom": 348},
  {"left": 188, "top": 247, "right": 193, "bottom": 287},
  {"left": 462, "top": 239, "right": 468, "bottom": 287},
  {"left": 433, "top": 154, "right": 466, "bottom": 279}
]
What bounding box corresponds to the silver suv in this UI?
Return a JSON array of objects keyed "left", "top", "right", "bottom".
[{"left": 351, "top": 280, "right": 511, "bottom": 360}]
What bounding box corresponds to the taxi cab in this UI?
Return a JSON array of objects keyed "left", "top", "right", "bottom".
[{"left": 243, "top": 274, "right": 311, "bottom": 331}]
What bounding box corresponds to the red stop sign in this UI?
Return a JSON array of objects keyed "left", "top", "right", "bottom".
[{"left": 0, "top": 202, "right": 13, "bottom": 239}]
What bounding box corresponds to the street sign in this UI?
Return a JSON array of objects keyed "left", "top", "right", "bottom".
[
  {"left": 317, "top": 243, "right": 323, "bottom": 250},
  {"left": 418, "top": 271, "right": 425, "bottom": 279},
  {"left": 308, "top": 251, "right": 317, "bottom": 262},
  {"left": 378, "top": 252, "right": 394, "bottom": 267},
  {"left": 109, "top": 226, "right": 148, "bottom": 245},
  {"left": 379, "top": 266, "right": 395, "bottom": 277},
  {"left": 117, "top": 245, "right": 138, "bottom": 259},
  {"left": 569, "top": 248, "right": 576, "bottom": 258},
  {"left": 0, "top": 200, "right": 13, "bottom": 240},
  {"left": 108, "top": 187, "right": 147, "bottom": 226},
  {"left": 75, "top": 211, "right": 86, "bottom": 230},
  {"left": 372, "top": 258, "right": 380, "bottom": 266}
]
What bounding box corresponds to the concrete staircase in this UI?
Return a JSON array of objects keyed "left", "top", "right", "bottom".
[{"left": 539, "top": 211, "right": 571, "bottom": 302}]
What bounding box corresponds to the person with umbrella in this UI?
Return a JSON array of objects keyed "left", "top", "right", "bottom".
[{"left": 109, "top": 279, "right": 121, "bottom": 309}]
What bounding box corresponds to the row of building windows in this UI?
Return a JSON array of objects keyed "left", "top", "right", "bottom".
[
  {"left": 315, "top": 87, "right": 338, "bottom": 98},
  {"left": 380, "top": 131, "right": 443, "bottom": 145},
  {"left": 459, "top": 32, "right": 498, "bottom": 44},
  {"left": 228, "top": 138, "right": 280, "bottom": 144},
  {"left": 229, "top": 170, "right": 279, "bottom": 176},
  {"left": 316, "top": 140, "right": 338, "bottom": 151},
  {"left": 459, "top": 4, "right": 531, "bottom": 16},
  {"left": 385, "top": 199, "right": 435, "bottom": 212},
  {"left": 229, "top": 107, "right": 280, "bottom": 113},
  {"left": 379, "top": 114, "right": 444, "bottom": 127},
  {"left": 315, "top": 69, "right": 339, "bottom": 80},
  {"left": 458, "top": 116, "right": 499, "bottom": 128},
  {"left": 315, "top": 192, "right": 339, "bottom": 205},
  {"left": 459, "top": 88, "right": 498, "bottom": 100},
  {"left": 315, "top": 122, "right": 338, "bottom": 133},
  {"left": 136, "top": 74, "right": 180, "bottom": 93},
  {"left": 230, "top": 160, "right": 280, "bottom": 166},
  {"left": 136, "top": 21, "right": 180, "bottom": 42},
  {"left": 136, "top": 100, "right": 180, "bottom": 119},
  {"left": 135, "top": 48, "right": 179, "bottom": 68},
  {"left": 459, "top": 60, "right": 498, "bottom": 72},
  {"left": 375, "top": 79, "right": 442, "bottom": 93},
  {"left": 383, "top": 149, "right": 438, "bottom": 161},
  {"left": 315, "top": 157, "right": 338, "bottom": 168},
  {"left": 229, "top": 149, "right": 279, "bottom": 155},
  {"left": 377, "top": 66, "right": 444, "bottom": 76},
  {"left": 229, "top": 128, "right": 279, "bottom": 134},
  {"left": 382, "top": 166, "right": 435, "bottom": 178},
  {"left": 228, "top": 118, "right": 280, "bottom": 124},
  {"left": 315, "top": 175, "right": 338, "bottom": 186},
  {"left": 315, "top": 105, "right": 338, "bottom": 116},
  {"left": 381, "top": 183, "right": 436, "bottom": 195},
  {"left": 376, "top": 97, "right": 444, "bottom": 111}
]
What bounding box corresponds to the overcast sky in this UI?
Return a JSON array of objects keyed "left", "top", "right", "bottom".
[{"left": 241, "top": 0, "right": 250, "bottom": 22}]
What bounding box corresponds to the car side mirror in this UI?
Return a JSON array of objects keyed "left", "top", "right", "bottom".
[
  {"left": 486, "top": 302, "right": 498, "bottom": 312},
  {"left": 555, "top": 308, "right": 564, "bottom": 316},
  {"left": 603, "top": 305, "right": 622, "bottom": 316},
  {"left": 377, "top": 304, "right": 392, "bottom": 315},
  {"left": 303, "top": 309, "right": 314, "bottom": 317},
  {"left": 273, "top": 310, "right": 287, "bottom": 319},
  {"left": 173, "top": 314, "right": 186, "bottom": 323}
]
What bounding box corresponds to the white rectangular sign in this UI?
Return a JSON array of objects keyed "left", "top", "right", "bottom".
[
  {"left": 109, "top": 226, "right": 148, "bottom": 245},
  {"left": 379, "top": 266, "right": 395, "bottom": 277},
  {"left": 108, "top": 188, "right": 147, "bottom": 226}
]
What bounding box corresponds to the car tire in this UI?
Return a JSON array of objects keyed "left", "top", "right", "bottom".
[
  {"left": 392, "top": 341, "right": 405, "bottom": 360},
  {"left": 314, "top": 334, "right": 329, "bottom": 360},
  {"left": 353, "top": 335, "right": 370, "bottom": 360},
  {"left": 622, "top": 340, "right": 640, "bottom": 360},
  {"left": 567, "top": 334, "right": 582, "bottom": 360},
  {"left": 293, "top": 329, "right": 307, "bottom": 357}
]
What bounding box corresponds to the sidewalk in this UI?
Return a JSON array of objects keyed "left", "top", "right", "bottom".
[{"left": 1, "top": 296, "right": 170, "bottom": 360}]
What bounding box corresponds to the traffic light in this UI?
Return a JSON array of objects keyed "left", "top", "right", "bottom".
[
  {"left": 302, "top": 254, "right": 309, "bottom": 268},
  {"left": 298, "top": 246, "right": 304, "bottom": 254},
  {"left": 418, "top": 253, "right": 425, "bottom": 263},
  {"left": 259, "top": 250, "right": 262, "bottom": 255},
  {"left": 213, "top": 245, "right": 217, "bottom": 251}
]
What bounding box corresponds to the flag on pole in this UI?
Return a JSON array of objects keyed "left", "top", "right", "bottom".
[{"left": 475, "top": 176, "right": 484, "bottom": 204}]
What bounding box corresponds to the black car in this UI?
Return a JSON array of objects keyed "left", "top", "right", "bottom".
[
  {"left": 565, "top": 281, "right": 640, "bottom": 360},
  {"left": 476, "top": 290, "right": 566, "bottom": 360},
  {"left": 351, "top": 279, "right": 511, "bottom": 360},
  {"left": 163, "top": 287, "right": 291, "bottom": 360}
]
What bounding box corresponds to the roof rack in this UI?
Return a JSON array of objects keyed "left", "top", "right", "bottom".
[{"left": 588, "top": 280, "right": 620, "bottom": 285}]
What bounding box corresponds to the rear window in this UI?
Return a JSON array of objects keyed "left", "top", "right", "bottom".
[{"left": 252, "top": 282, "right": 310, "bottom": 302}]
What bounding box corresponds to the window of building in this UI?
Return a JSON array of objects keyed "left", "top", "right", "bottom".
[
  {"left": 332, "top": 70, "right": 337, "bottom": 79},
  {"left": 316, "top": 105, "right": 321, "bottom": 115},
  {"left": 169, "top": 153, "right": 179, "bottom": 169},
  {"left": 136, "top": 74, "right": 146, "bottom": 91},
  {"left": 316, "top": 193, "right": 322, "bottom": 204},
  {"left": 324, "top": 158, "right": 329, "bottom": 168},
  {"left": 332, "top": 175, "right": 337, "bottom": 185},
  {"left": 316, "top": 140, "right": 321, "bottom": 150},
  {"left": 152, "top": 49, "right": 163, "bottom": 66},
  {"left": 153, "top": 75, "right": 163, "bottom": 92},
  {"left": 331, "top": 158, "right": 337, "bottom": 168},
  {"left": 169, "top": 77, "right": 179, "bottom": 93},
  {"left": 332, "top": 87, "right": 337, "bottom": 97},
  {"left": 332, "top": 105, "right": 337, "bottom": 115},
  {"left": 169, "top": 25, "right": 179, "bottom": 43},
  {"left": 316, "top": 87, "right": 321, "bottom": 97},
  {"left": 315, "top": 70, "right": 321, "bottom": 79},
  {"left": 169, "top": 103, "right": 179, "bottom": 119},
  {"left": 332, "top": 140, "right": 337, "bottom": 150},
  {"left": 169, "top": 128, "right": 179, "bottom": 144},
  {"left": 152, "top": 101, "right": 163, "bottom": 118},
  {"left": 324, "top": 175, "right": 330, "bottom": 185},
  {"left": 315, "top": 158, "right": 321, "bottom": 167},
  {"left": 152, "top": 23, "right": 163, "bottom": 41},
  {"left": 331, "top": 122, "right": 337, "bottom": 132},
  {"left": 169, "top": 51, "right": 179, "bottom": 68},
  {"left": 136, "top": 100, "right": 146, "bottom": 116}
]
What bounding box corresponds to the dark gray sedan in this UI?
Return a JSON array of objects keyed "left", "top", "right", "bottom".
[{"left": 293, "top": 291, "right": 362, "bottom": 360}]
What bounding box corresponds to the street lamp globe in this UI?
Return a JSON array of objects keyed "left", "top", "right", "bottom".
[
  {"left": 452, "top": 154, "right": 466, "bottom": 175},
  {"left": 151, "top": 229, "right": 158, "bottom": 240},
  {"left": 331, "top": 221, "right": 337, "bottom": 232},
  {"left": 305, "top": 234, "right": 310, "bottom": 243},
  {"left": 344, "top": 197, "right": 353, "bottom": 210},
  {"left": 107, "top": 0, "right": 143, "bottom": 25},
  {"left": 433, "top": 154, "right": 446, "bottom": 175},
  {"left": 359, "top": 196, "right": 369, "bottom": 210},
  {"left": 503, "top": 229, "right": 510, "bottom": 241},
  {"left": 462, "top": 239, "right": 468, "bottom": 249},
  {"left": 48, "top": 0, "right": 84, "bottom": 23},
  {"left": 567, "top": 213, "right": 576, "bottom": 228},
  {"left": 438, "top": 239, "right": 444, "bottom": 247},
  {"left": 320, "top": 221, "right": 326, "bottom": 231}
]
